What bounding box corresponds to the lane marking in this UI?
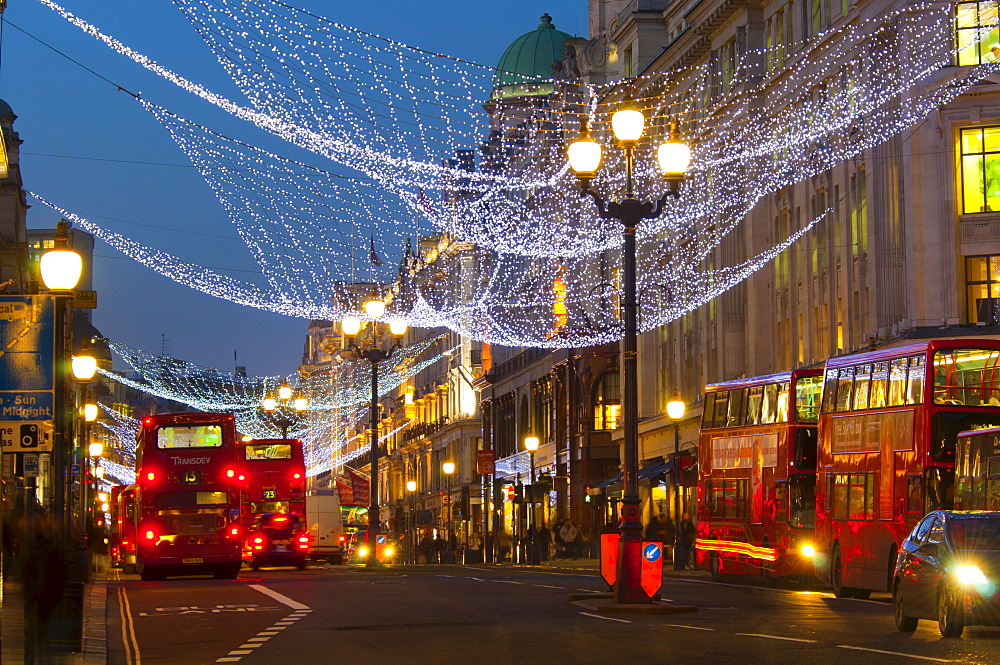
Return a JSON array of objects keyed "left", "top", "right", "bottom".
[
  {"left": 228, "top": 651, "right": 253, "bottom": 656},
  {"left": 258, "top": 632, "right": 279, "bottom": 636},
  {"left": 664, "top": 624, "right": 714, "bottom": 631},
  {"left": 837, "top": 645, "right": 958, "bottom": 662},
  {"left": 532, "top": 584, "right": 563, "bottom": 589},
  {"left": 578, "top": 612, "right": 632, "bottom": 624},
  {"left": 737, "top": 633, "right": 817, "bottom": 643},
  {"left": 576, "top": 589, "right": 601, "bottom": 593},
  {"left": 117, "top": 585, "right": 142, "bottom": 665},
  {"left": 493, "top": 580, "right": 523, "bottom": 584},
  {"left": 248, "top": 584, "right": 310, "bottom": 611},
  {"left": 246, "top": 637, "right": 269, "bottom": 642}
]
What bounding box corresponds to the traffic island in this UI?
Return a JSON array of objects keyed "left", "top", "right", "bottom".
[{"left": 570, "top": 597, "right": 698, "bottom": 615}]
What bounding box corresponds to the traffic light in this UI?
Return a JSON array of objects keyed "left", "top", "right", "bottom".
[
  {"left": 584, "top": 485, "right": 592, "bottom": 503},
  {"left": 460, "top": 486, "right": 470, "bottom": 516}
]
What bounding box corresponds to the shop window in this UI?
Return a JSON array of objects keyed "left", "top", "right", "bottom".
[
  {"left": 956, "top": 1, "right": 1000, "bottom": 66},
  {"left": 967, "top": 255, "right": 1000, "bottom": 325},
  {"left": 960, "top": 126, "right": 1000, "bottom": 213},
  {"left": 593, "top": 372, "right": 621, "bottom": 431}
]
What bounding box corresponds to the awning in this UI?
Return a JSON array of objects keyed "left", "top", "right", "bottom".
[
  {"left": 593, "top": 472, "right": 623, "bottom": 490},
  {"left": 638, "top": 460, "right": 673, "bottom": 480}
]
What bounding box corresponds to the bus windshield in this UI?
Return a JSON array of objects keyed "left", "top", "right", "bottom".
[
  {"left": 788, "top": 474, "right": 816, "bottom": 528},
  {"left": 245, "top": 443, "right": 293, "bottom": 460},
  {"left": 932, "top": 348, "right": 1000, "bottom": 406},
  {"left": 157, "top": 424, "right": 224, "bottom": 449},
  {"left": 795, "top": 375, "right": 823, "bottom": 424}
]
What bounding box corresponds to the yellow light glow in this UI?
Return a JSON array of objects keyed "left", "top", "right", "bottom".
[
  {"left": 524, "top": 435, "right": 540, "bottom": 451},
  {"left": 72, "top": 355, "right": 98, "bottom": 381},
  {"left": 406, "top": 480, "right": 417, "bottom": 492},
  {"left": 82, "top": 403, "right": 98, "bottom": 422},
  {"left": 611, "top": 108, "right": 645, "bottom": 143},
  {"left": 442, "top": 461, "right": 455, "bottom": 475},
  {"left": 40, "top": 250, "right": 83, "bottom": 291},
  {"left": 389, "top": 319, "right": 408, "bottom": 337},
  {"left": 342, "top": 316, "right": 362, "bottom": 337},
  {"left": 666, "top": 395, "right": 685, "bottom": 420},
  {"left": 88, "top": 442, "right": 104, "bottom": 457},
  {"left": 695, "top": 538, "right": 779, "bottom": 562},
  {"left": 364, "top": 298, "right": 385, "bottom": 318},
  {"left": 801, "top": 544, "right": 816, "bottom": 558},
  {"left": 359, "top": 547, "right": 369, "bottom": 557},
  {"left": 263, "top": 397, "right": 277, "bottom": 411},
  {"left": 278, "top": 385, "right": 292, "bottom": 400},
  {"left": 293, "top": 397, "right": 308, "bottom": 411},
  {"left": 384, "top": 547, "right": 394, "bottom": 557},
  {"left": 97, "top": 491, "right": 109, "bottom": 502},
  {"left": 100, "top": 502, "right": 110, "bottom": 513},
  {"left": 567, "top": 137, "right": 602, "bottom": 175}
]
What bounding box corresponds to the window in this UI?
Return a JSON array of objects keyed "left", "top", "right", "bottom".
[
  {"left": 966, "top": 255, "right": 1000, "bottom": 325},
  {"left": 956, "top": 2, "right": 1000, "bottom": 66},
  {"left": 702, "top": 393, "right": 717, "bottom": 428},
  {"left": 960, "top": 126, "right": 1000, "bottom": 214},
  {"left": 835, "top": 367, "right": 855, "bottom": 412},
  {"left": 869, "top": 361, "right": 889, "bottom": 408},
  {"left": 761, "top": 384, "right": 779, "bottom": 424},
  {"left": 593, "top": 372, "right": 621, "bottom": 431},
  {"left": 906, "top": 355, "right": 925, "bottom": 405},
  {"left": 789, "top": 474, "right": 816, "bottom": 528},
  {"left": 728, "top": 388, "right": 747, "bottom": 426},
  {"left": 776, "top": 382, "right": 791, "bottom": 422},
  {"left": 852, "top": 364, "right": 872, "bottom": 410},
  {"left": 933, "top": 347, "right": 1000, "bottom": 406},
  {"left": 245, "top": 443, "right": 293, "bottom": 460},
  {"left": 746, "top": 385, "right": 764, "bottom": 426},
  {"left": 157, "top": 424, "right": 223, "bottom": 449},
  {"left": 713, "top": 391, "right": 731, "bottom": 428},
  {"left": 795, "top": 374, "right": 823, "bottom": 423},
  {"left": 821, "top": 368, "right": 839, "bottom": 413},
  {"left": 708, "top": 478, "right": 749, "bottom": 518},
  {"left": 829, "top": 472, "right": 874, "bottom": 520},
  {"left": 888, "top": 357, "right": 909, "bottom": 406}
]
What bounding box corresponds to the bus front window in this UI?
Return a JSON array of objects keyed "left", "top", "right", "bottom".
[
  {"left": 933, "top": 348, "right": 1000, "bottom": 406},
  {"left": 794, "top": 375, "right": 823, "bottom": 424},
  {"left": 788, "top": 474, "right": 816, "bottom": 529}
]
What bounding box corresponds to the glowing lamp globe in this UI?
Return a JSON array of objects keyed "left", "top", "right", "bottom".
[
  {"left": 89, "top": 441, "right": 104, "bottom": 457},
  {"left": 40, "top": 248, "right": 83, "bottom": 291},
  {"left": 611, "top": 108, "right": 645, "bottom": 143},
  {"left": 524, "top": 435, "right": 540, "bottom": 452},
  {"left": 658, "top": 140, "right": 691, "bottom": 179},
  {"left": 262, "top": 397, "right": 278, "bottom": 411},
  {"left": 442, "top": 461, "right": 455, "bottom": 475},
  {"left": 364, "top": 297, "right": 386, "bottom": 318},
  {"left": 342, "top": 316, "right": 362, "bottom": 337},
  {"left": 667, "top": 395, "right": 686, "bottom": 420},
  {"left": 293, "top": 397, "right": 308, "bottom": 412},
  {"left": 72, "top": 355, "right": 98, "bottom": 381},
  {"left": 567, "top": 137, "right": 602, "bottom": 176},
  {"left": 406, "top": 480, "right": 417, "bottom": 492},
  {"left": 82, "top": 403, "right": 98, "bottom": 422},
  {"left": 389, "top": 319, "right": 408, "bottom": 337},
  {"left": 278, "top": 385, "right": 293, "bottom": 400}
]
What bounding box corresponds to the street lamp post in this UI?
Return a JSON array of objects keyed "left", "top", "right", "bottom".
[
  {"left": 343, "top": 297, "right": 407, "bottom": 568},
  {"left": 262, "top": 385, "right": 308, "bottom": 438},
  {"left": 442, "top": 460, "right": 455, "bottom": 563},
  {"left": 667, "top": 394, "right": 686, "bottom": 570},
  {"left": 72, "top": 351, "right": 97, "bottom": 552},
  {"left": 524, "top": 435, "right": 539, "bottom": 565},
  {"left": 568, "top": 109, "right": 691, "bottom": 603},
  {"left": 406, "top": 479, "right": 417, "bottom": 563},
  {"left": 40, "top": 219, "right": 84, "bottom": 547}
]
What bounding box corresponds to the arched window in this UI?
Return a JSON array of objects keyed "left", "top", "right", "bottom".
[{"left": 592, "top": 372, "right": 621, "bottom": 431}]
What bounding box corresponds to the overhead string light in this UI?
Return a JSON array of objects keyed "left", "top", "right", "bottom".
[{"left": 30, "top": 0, "right": 1000, "bottom": 347}]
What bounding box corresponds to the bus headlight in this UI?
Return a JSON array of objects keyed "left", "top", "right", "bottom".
[
  {"left": 956, "top": 565, "right": 988, "bottom": 586},
  {"left": 385, "top": 547, "right": 394, "bottom": 557},
  {"left": 359, "top": 547, "right": 369, "bottom": 558},
  {"left": 801, "top": 544, "right": 816, "bottom": 558}
]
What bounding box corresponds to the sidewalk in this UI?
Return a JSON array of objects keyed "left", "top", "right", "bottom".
[
  {"left": 490, "top": 556, "right": 711, "bottom": 579},
  {"left": 0, "top": 559, "right": 109, "bottom": 665}
]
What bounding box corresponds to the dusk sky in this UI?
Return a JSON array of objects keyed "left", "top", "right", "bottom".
[{"left": 3, "top": 0, "right": 587, "bottom": 378}]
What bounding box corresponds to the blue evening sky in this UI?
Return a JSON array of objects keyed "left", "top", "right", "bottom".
[{"left": 2, "top": 0, "right": 586, "bottom": 378}]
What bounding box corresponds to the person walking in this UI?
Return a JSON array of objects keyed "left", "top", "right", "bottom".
[
  {"left": 680, "top": 512, "right": 697, "bottom": 568},
  {"left": 497, "top": 528, "right": 512, "bottom": 562},
  {"left": 552, "top": 518, "right": 565, "bottom": 559},
  {"left": 536, "top": 523, "right": 551, "bottom": 561},
  {"left": 559, "top": 519, "right": 580, "bottom": 559}
]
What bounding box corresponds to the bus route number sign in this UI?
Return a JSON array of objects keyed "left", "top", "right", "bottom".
[{"left": 262, "top": 489, "right": 277, "bottom": 500}]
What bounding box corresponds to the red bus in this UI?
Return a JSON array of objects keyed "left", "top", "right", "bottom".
[
  {"left": 955, "top": 426, "right": 1000, "bottom": 509},
  {"left": 134, "top": 412, "right": 244, "bottom": 580},
  {"left": 110, "top": 484, "right": 137, "bottom": 573},
  {"left": 238, "top": 438, "right": 306, "bottom": 530},
  {"left": 695, "top": 368, "right": 824, "bottom": 580},
  {"left": 816, "top": 339, "right": 1000, "bottom": 598}
]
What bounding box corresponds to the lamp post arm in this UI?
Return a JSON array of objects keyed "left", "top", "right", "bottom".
[{"left": 579, "top": 188, "right": 614, "bottom": 219}]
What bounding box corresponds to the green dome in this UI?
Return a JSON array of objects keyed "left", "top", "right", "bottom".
[{"left": 492, "top": 14, "right": 572, "bottom": 99}]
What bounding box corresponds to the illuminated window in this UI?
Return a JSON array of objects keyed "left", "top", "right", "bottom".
[
  {"left": 956, "top": 1, "right": 1000, "bottom": 66},
  {"left": 961, "top": 126, "right": 1000, "bottom": 213},
  {"left": 967, "top": 255, "right": 1000, "bottom": 325},
  {"left": 592, "top": 372, "right": 620, "bottom": 431}
]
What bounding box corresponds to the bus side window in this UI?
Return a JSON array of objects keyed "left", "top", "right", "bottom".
[
  {"left": 745, "top": 385, "right": 763, "bottom": 426},
  {"left": 869, "top": 362, "right": 889, "bottom": 409},
  {"left": 776, "top": 382, "right": 790, "bottom": 422},
  {"left": 852, "top": 364, "right": 872, "bottom": 410},
  {"left": 703, "top": 393, "right": 717, "bottom": 428},
  {"left": 774, "top": 481, "right": 787, "bottom": 523},
  {"left": 835, "top": 367, "right": 855, "bottom": 412},
  {"left": 761, "top": 384, "right": 779, "bottom": 424},
  {"left": 906, "top": 355, "right": 925, "bottom": 405},
  {"left": 888, "top": 357, "right": 909, "bottom": 407},
  {"left": 713, "top": 391, "right": 730, "bottom": 428},
  {"left": 821, "top": 368, "right": 839, "bottom": 413},
  {"left": 988, "top": 457, "right": 1000, "bottom": 510},
  {"left": 728, "top": 388, "right": 747, "bottom": 426}
]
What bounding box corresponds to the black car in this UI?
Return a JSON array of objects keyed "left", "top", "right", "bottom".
[
  {"left": 245, "top": 513, "right": 310, "bottom": 571},
  {"left": 893, "top": 510, "right": 1000, "bottom": 637}
]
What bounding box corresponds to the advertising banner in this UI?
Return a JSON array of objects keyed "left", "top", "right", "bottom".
[
  {"left": 335, "top": 479, "right": 354, "bottom": 506},
  {"left": 711, "top": 434, "right": 778, "bottom": 469},
  {"left": 348, "top": 468, "right": 370, "bottom": 507}
]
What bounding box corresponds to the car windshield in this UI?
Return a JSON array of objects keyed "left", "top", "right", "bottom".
[{"left": 948, "top": 517, "right": 1000, "bottom": 551}]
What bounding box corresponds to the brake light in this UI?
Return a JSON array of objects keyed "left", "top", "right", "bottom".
[
  {"left": 225, "top": 469, "right": 236, "bottom": 479},
  {"left": 298, "top": 536, "right": 309, "bottom": 543},
  {"left": 292, "top": 472, "right": 302, "bottom": 480},
  {"left": 338, "top": 534, "right": 346, "bottom": 543},
  {"left": 143, "top": 529, "right": 156, "bottom": 541},
  {"left": 273, "top": 516, "right": 288, "bottom": 523},
  {"left": 229, "top": 525, "right": 240, "bottom": 537},
  {"left": 238, "top": 474, "right": 245, "bottom": 481},
  {"left": 144, "top": 470, "right": 156, "bottom": 483},
  {"left": 252, "top": 536, "right": 264, "bottom": 544}
]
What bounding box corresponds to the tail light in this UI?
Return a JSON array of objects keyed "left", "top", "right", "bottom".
[
  {"left": 338, "top": 534, "right": 346, "bottom": 543},
  {"left": 252, "top": 535, "right": 265, "bottom": 551},
  {"left": 229, "top": 524, "right": 240, "bottom": 538},
  {"left": 273, "top": 516, "right": 289, "bottom": 523},
  {"left": 143, "top": 470, "right": 157, "bottom": 483},
  {"left": 143, "top": 528, "right": 157, "bottom": 542},
  {"left": 292, "top": 472, "right": 302, "bottom": 480},
  {"left": 225, "top": 469, "right": 236, "bottom": 479}
]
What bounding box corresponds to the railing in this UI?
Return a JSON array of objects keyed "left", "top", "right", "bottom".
[
  {"left": 401, "top": 416, "right": 450, "bottom": 443},
  {"left": 492, "top": 347, "right": 554, "bottom": 380}
]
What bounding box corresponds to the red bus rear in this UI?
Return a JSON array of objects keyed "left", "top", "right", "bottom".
[
  {"left": 816, "top": 339, "right": 1000, "bottom": 598},
  {"left": 110, "top": 484, "right": 137, "bottom": 573},
  {"left": 134, "top": 412, "right": 244, "bottom": 580},
  {"left": 695, "top": 368, "right": 824, "bottom": 580},
  {"left": 238, "top": 438, "right": 307, "bottom": 530}
]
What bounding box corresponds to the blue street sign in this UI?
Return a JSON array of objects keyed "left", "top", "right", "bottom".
[
  {"left": 376, "top": 534, "right": 387, "bottom": 545},
  {"left": 70, "top": 463, "right": 81, "bottom": 476},
  {"left": 0, "top": 297, "right": 54, "bottom": 419},
  {"left": 643, "top": 543, "right": 662, "bottom": 562}
]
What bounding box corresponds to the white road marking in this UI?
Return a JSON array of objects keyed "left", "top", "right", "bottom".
[
  {"left": 664, "top": 624, "right": 714, "bottom": 631},
  {"left": 494, "top": 580, "right": 522, "bottom": 584},
  {"left": 737, "top": 633, "right": 817, "bottom": 643},
  {"left": 532, "top": 584, "right": 563, "bottom": 589},
  {"left": 837, "top": 645, "right": 958, "bottom": 662},
  {"left": 575, "top": 589, "right": 602, "bottom": 593},
  {"left": 216, "top": 659, "right": 241, "bottom": 663},
  {"left": 248, "top": 584, "right": 310, "bottom": 611},
  {"left": 578, "top": 612, "right": 632, "bottom": 624},
  {"left": 228, "top": 651, "right": 253, "bottom": 656},
  {"left": 258, "top": 631, "right": 279, "bottom": 636}
]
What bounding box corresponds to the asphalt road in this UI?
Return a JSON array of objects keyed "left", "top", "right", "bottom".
[{"left": 104, "top": 564, "right": 1000, "bottom": 665}]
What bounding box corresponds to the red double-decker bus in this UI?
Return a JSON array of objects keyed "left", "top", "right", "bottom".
[
  {"left": 695, "top": 368, "right": 824, "bottom": 580},
  {"left": 110, "top": 484, "right": 137, "bottom": 573},
  {"left": 134, "top": 413, "right": 244, "bottom": 580},
  {"left": 956, "top": 426, "right": 1000, "bottom": 509},
  {"left": 816, "top": 339, "right": 1000, "bottom": 598},
  {"left": 238, "top": 438, "right": 306, "bottom": 530}
]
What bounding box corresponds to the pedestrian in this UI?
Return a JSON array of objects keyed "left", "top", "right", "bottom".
[
  {"left": 552, "top": 518, "right": 565, "bottom": 559},
  {"left": 497, "top": 528, "right": 512, "bottom": 562},
  {"left": 536, "top": 523, "right": 551, "bottom": 561},
  {"left": 559, "top": 519, "right": 580, "bottom": 559},
  {"left": 644, "top": 514, "right": 667, "bottom": 542},
  {"left": 987, "top": 45, "right": 1000, "bottom": 63},
  {"left": 433, "top": 532, "right": 447, "bottom": 563},
  {"left": 680, "top": 512, "right": 696, "bottom": 568}
]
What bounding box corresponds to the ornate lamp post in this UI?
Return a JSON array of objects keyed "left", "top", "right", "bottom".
[
  {"left": 406, "top": 479, "right": 417, "bottom": 563},
  {"left": 567, "top": 108, "right": 691, "bottom": 603},
  {"left": 666, "top": 394, "right": 686, "bottom": 570},
  {"left": 261, "top": 384, "right": 308, "bottom": 437},
  {"left": 342, "top": 295, "right": 407, "bottom": 567},
  {"left": 442, "top": 460, "right": 455, "bottom": 563},
  {"left": 40, "top": 219, "right": 83, "bottom": 543},
  {"left": 524, "top": 435, "right": 539, "bottom": 565},
  {"left": 71, "top": 349, "right": 98, "bottom": 579}
]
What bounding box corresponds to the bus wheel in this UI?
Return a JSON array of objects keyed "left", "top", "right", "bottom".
[
  {"left": 832, "top": 548, "right": 850, "bottom": 598},
  {"left": 710, "top": 553, "right": 722, "bottom": 582},
  {"left": 251, "top": 558, "right": 261, "bottom": 572}
]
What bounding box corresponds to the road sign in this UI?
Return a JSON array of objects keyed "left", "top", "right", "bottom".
[
  {"left": 376, "top": 534, "right": 387, "bottom": 545},
  {"left": 600, "top": 532, "right": 620, "bottom": 588},
  {"left": 72, "top": 290, "right": 97, "bottom": 309},
  {"left": 0, "top": 297, "right": 54, "bottom": 419},
  {"left": 0, "top": 421, "right": 54, "bottom": 452},
  {"left": 23, "top": 453, "right": 39, "bottom": 478},
  {"left": 640, "top": 541, "right": 663, "bottom": 598},
  {"left": 70, "top": 463, "right": 81, "bottom": 476},
  {"left": 476, "top": 449, "right": 495, "bottom": 475}
]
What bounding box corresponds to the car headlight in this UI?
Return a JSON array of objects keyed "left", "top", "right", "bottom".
[
  {"left": 801, "top": 544, "right": 816, "bottom": 558},
  {"left": 359, "top": 547, "right": 369, "bottom": 557},
  {"left": 956, "top": 565, "right": 988, "bottom": 586},
  {"left": 385, "top": 547, "right": 394, "bottom": 557}
]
